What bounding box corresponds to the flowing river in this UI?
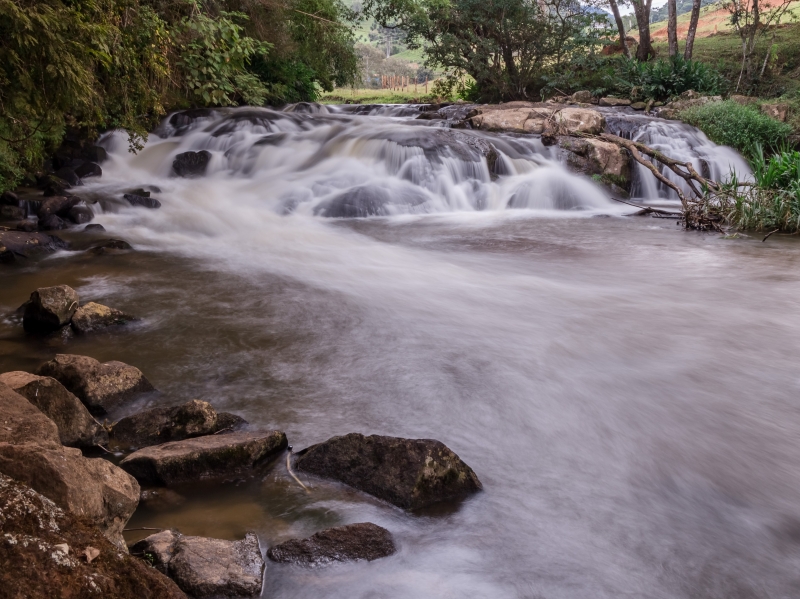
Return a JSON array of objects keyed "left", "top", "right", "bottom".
[{"left": 2, "top": 105, "right": 800, "bottom": 598}]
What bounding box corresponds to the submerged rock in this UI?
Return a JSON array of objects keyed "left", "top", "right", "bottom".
[
  {"left": 88, "top": 238, "right": 134, "bottom": 254},
  {"left": 124, "top": 193, "right": 162, "bottom": 209},
  {"left": 120, "top": 430, "right": 287, "bottom": 485},
  {"left": 111, "top": 399, "right": 220, "bottom": 449},
  {"left": 68, "top": 204, "right": 94, "bottom": 224},
  {"left": 131, "top": 530, "right": 264, "bottom": 598},
  {"left": 74, "top": 161, "right": 102, "bottom": 178},
  {"left": 295, "top": 433, "right": 482, "bottom": 510},
  {"left": 139, "top": 488, "right": 186, "bottom": 512},
  {"left": 23, "top": 285, "right": 80, "bottom": 333},
  {"left": 37, "top": 354, "right": 155, "bottom": 415},
  {"left": 0, "top": 382, "right": 139, "bottom": 548},
  {"left": 0, "top": 474, "right": 186, "bottom": 599},
  {"left": 0, "top": 371, "right": 108, "bottom": 448},
  {"left": 173, "top": 151, "right": 211, "bottom": 177},
  {"left": 71, "top": 301, "right": 135, "bottom": 334},
  {"left": 267, "top": 522, "right": 396, "bottom": 566}
]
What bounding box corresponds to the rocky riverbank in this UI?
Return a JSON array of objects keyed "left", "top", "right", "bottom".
[{"left": 1, "top": 284, "right": 483, "bottom": 597}]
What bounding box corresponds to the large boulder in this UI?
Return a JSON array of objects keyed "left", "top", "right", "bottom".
[
  {"left": 111, "top": 400, "right": 220, "bottom": 450},
  {"left": 0, "top": 474, "right": 187, "bottom": 599},
  {"left": 172, "top": 151, "right": 211, "bottom": 177},
  {"left": 71, "top": 301, "right": 135, "bottom": 334},
  {"left": 0, "top": 371, "right": 108, "bottom": 448},
  {"left": 295, "top": 434, "right": 482, "bottom": 510},
  {"left": 546, "top": 107, "right": 605, "bottom": 137},
  {"left": 558, "top": 137, "right": 631, "bottom": 188},
  {"left": 761, "top": 103, "right": 789, "bottom": 122},
  {"left": 571, "top": 90, "right": 593, "bottom": 103},
  {"left": 468, "top": 104, "right": 550, "bottom": 134},
  {"left": 124, "top": 193, "right": 162, "bottom": 209},
  {"left": 0, "top": 230, "right": 69, "bottom": 262},
  {"left": 0, "top": 382, "right": 140, "bottom": 548},
  {"left": 267, "top": 522, "right": 396, "bottom": 566},
  {"left": 120, "top": 430, "right": 287, "bottom": 485},
  {"left": 655, "top": 95, "right": 722, "bottom": 120},
  {"left": 22, "top": 285, "right": 79, "bottom": 333},
  {"left": 36, "top": 196, "right": 80, "bottom": 220},
  {"left": 131, "top": 530, "right": 264, "bottom": 598},
  {"left": 37, "top": 354, "right": 155, "bottom": 415}
]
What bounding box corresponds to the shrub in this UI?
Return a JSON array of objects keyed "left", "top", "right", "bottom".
[
  {"left": 679, "top": 100, "right": 793, "bottom": 158},
  {"left": 611, "top": 55, "right": 726, "bottom": 101}
]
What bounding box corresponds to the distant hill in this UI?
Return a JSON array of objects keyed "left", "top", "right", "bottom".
[{"left": 650, "top": 0, "right": 716, "bottom": 23}]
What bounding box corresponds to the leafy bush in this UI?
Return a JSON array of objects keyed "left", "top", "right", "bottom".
[
  {"left": 679, "top": 100, "right": 793, "bottom": 158},
  {"left": 611, "top": 55, "right": 726, "bottom": 101}
]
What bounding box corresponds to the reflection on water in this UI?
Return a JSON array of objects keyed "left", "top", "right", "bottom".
[{"left": 0, "top": 108, "right": 797, "bottom": 599}]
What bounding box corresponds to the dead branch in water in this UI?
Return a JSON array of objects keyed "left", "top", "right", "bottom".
[{"left": 608, "top": 196, "right": 681, "bottom": 216}]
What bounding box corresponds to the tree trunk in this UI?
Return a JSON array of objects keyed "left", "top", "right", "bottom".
[
  {"left": 608, "top": 0, "right": 631, "bottom": 58},
  {"left": 667, "top": 0, "right": 678, "bottom": 57},
  {"left": 631, "top": 0, "right": 654, "bottom": 61},
  {"left": 684, "top": 0, "right": 702, "bottom": 59}
]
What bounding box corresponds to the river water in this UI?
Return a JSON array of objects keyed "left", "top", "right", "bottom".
[{"left": 2, "top": 106, "right": 800, "bottom": 599}]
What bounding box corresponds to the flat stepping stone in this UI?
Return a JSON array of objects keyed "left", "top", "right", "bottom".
[{"left": 267, "top": 522, "right": 395, "bottom": 566}]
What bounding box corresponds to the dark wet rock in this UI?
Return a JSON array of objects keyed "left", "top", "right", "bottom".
[
  {"left": 216, "top": 412, "right": 248, "bottom": 433},
  {"left": 39, "top": 214, "right": 69, "bottom": 230},
  {"left": 132, "top": 530, "right": 264, "bottom": 598},
  {"left": 88, "top": 238, "right": 134, "bottom": 254},
  {"left": 0, "top": 371, "right": 108, "bottom": 448},
  {"left": 296, "top": 433, "right": 482, "bottom": 510},
  {"left": 0, "top": 205, "right": 26, "bottom": 220},
  {"left": 267, "top": 522, "right": 396, "bottom": 566},
  {"left": 0, "top": 230, "right": 69, "bottom": 262},
  {"left": 68, "top": 204, "right": 94, "bottom": 224},
  {"left": 54, "top": 167, "right": 82, "bottom": 187},
  {"left": 0, "top": 474, "right": 187, "bottom": 599},
  {"left": 315, "top": 185, "right": 428, "bottom": 218},
  {"left": 416, "top": 112, "right": 445, "bottom": 120},
  {"left": 168, "top": 108, "right": 214, "bottom": 133},
  {"left": 139, "top": 488, "right": 186, "bottom": 512},
  {"left": 37, "top": 354, "right": 155, "bottom": 416},
  {"left": 120, "top": 430, "right": 287, "bottom": 486},
  {"left": 124, "top": 193, "right": 162, "bottom": 209},
  {"left": 37, "top": 195, "right": 80, "bottom": 220},
  {"left": 1, "top": 191, "right": 19, "bottom": 205},
  {"left": 111, "top": 400, "right": 220, "bottom": 450},
  {"left": 84, "top": 145, "right": 108, "bottom": 163},
  {"left": 126, "top": 188, "right": 151, "bottom": 197},
  {"left": 38, "top": 174, "right": 71, "bottom": 196},
  {"left": 0, "top": 382, "right": 139, "bottom": 548},
  {"left": 74, "top": 161, "right": 102, "bottom": 179},
  {"left": 15, "top": 219, "right": 38, "bottom": 232},
  {"left": 84, "top": 223, "right": 106, "bottom": 232},
  {"left": 71, "top": 302, "right": 135, "bottom": 335},
  {"left": 23, "top": 285, "right": 80, "bottom": 333},
  {"left": 173, "top": 151, "right": 211, "bottom": 177}
]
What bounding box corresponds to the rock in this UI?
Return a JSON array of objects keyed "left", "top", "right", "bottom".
[
  {"left": 132, "top": 531, "right": 264, "bottom": 598},
  {"left": 88, "top": 238, "right": 134, "bottom": 254},
  {"left": 469, "top": 105, "right": 548, "bottom": 133},
  {"left": 630, "top": 102, "right": 647, "bottom": 111},
  {"left": 0, "top": 371, "right": 108, "bottom": 448},
  {"left": 37, "top": 195, "right": 80, "bottom": 219},
  {"left": 730, "top": 94, "right": 759, "bottom": 106},
  {"left": 74, "top": 161, "right": 102, "bottom": 178},
  {"left": 0, "top": 205, "right": 25, "bottom": 220},
  {"left": 84, "top": 223, "right": 106, "bottom": 232},
  {"left": 124, "top": 193, "right": 162, "bottom": 209},
  {"left": 295, "top": 433, "right": 482, "bottom": 510},
  {"left": 111, "top": 400, "right": 220, "bottom": 450},
  {"left": 37, "top": 354, "right": 155, "bottom": 415},
  {"left": 559, "top": 137, "right": 631, "bottom": 188},
  {"left": 267, "top": 522, "right": 396, "bottom": 566},
  {"left": 172, "top": 151, "right": 211, "bottom": 177},
  {"left": 15, "top": 219, "right": 38, "bottom": 232},
  {"left": 655, "top": 95, "right": 722, "bottom": 120},
  {"left": 0, "top": 474, "right": 187, "bottom": 599},
  {"left": 571, "top": 90, "right": 593, "bottom": 103},
  {"left": 68, "top": 204, "right": 94, "bottom": 224},
  {"left": 38, "top": 174, "right": 71, "bottom": 196},
  {"left": 1, "top": 191, "right": 19, "bottom": 206},
  {"left": 71, "top": 302, "right": 135, "bottom": 334},
  {"left": 0, "top": 382, "right": 140, "bottom": 548},
  {"left": 598, "top": 97, "right": 632, "bottom": 107},
  {"left": 23, "top": 285, "right": 80, "bottom": 333},
  {"left": 761, "top": 103, "right": 789, "bottom": 122},
  {"left": 126, "top": 187, "right": 151, "bottom": 197},
  {"left": 54, "top": 167, "right": 81, "bottom": 187},
  {"left": 216, "top": 412, "right": 248, "bottom": 432},
  {"left": 120, "top": 430, "right": 287, "bottom": 485},
  {"left": 39, "top": 214, "right": 69, "bottom": 230},
  {"left": 84, "top": 145, "right": 108, "bottom": 163},
  {"left": 547, "top": 107, "right": 605, "bottom": 136},
  {"left": 167, "top": 109, "right": 214, "bottom": 134}
]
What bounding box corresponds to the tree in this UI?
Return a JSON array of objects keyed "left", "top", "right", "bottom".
[
  {"left": 629, "top": 0, "right": 653, "bottom": 60},
  {"left": 721, "top": 0, "right": 795, "bottom": 90},
  {"left": 684, "top": 0, "right": 702, "bottom": 59},
  {"left": 607, "top": 0, "right": 630, "bottom": 58},
  {"left": 667, "top": 0, "right": 678, "bottom": 56}
]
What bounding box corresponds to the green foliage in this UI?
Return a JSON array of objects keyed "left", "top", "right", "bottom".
[
  {"left": 249, "top": 56, "right": 320, "bottom": 103},
  {"left": 175, "top": 7, "right": 271, "bottom": 106},
  {"left": 363, "top": 0, "right": 610, "bottom": 102},
  {"left": 751, "top": 144, "right": 800, "bottom": 190},
  {"left": 610, "top": 55, "right": 726, "bottom": 101},
  {"left": 679, "top": 100, "right": 793, "bottom": 158}
]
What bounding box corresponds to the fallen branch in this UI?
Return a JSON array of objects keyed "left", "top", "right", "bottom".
[
  {"left": 608, "top": 196, "right": 680, "bottom": 215},
  {"left": 762, "top": 228, "right": 779, "bottom": 242}
]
